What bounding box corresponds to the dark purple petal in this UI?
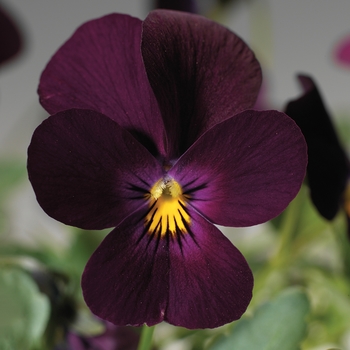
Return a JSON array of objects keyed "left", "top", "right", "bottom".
[
  {"left": 27, "top": 109, "right": 163, "bottom": 230},
  {"left": 141, "top": 10, "right": 261, "bottom": 158},
  {"left": 0, "top": 6, "right": 22, "bottom": 64},
  {"left": 154, "top": 0, "right": 198, "bottom": 13},
  {"left": 285, "top": 75, "right": 349, "bottom": 220},
  {"left": 169, "top": 110, "right": 307, "bottom": 226},
  {"left": 166, "top": 209, "right": 253, "bottom": 329},
  {"left": 82, "top": 209, "right": 169, "bottom": 327},
  {"left": 82, "top": 208, "right": 252, "bottom": 329},
  {"left": 38, "top": 13, "right": 167, "bottom": 157}
]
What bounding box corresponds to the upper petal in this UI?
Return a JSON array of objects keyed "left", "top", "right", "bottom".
[
  {"left": 38, "top": 13, "right": 167, "bottom": 157},
  {"left": 141, "top": 10, "right": 262, "bottom": 157},
  {"left": 82, "top": 207, "right": 252, "bottom": 329},
  {"left": 169, "top": 110, "right": 307, "bottom": 227},
  {"left": 27, "top": 109, "right": 163, "bottom": 230},
  {"left": 285, "top": 75, "right": 349, "bottom": 220}
]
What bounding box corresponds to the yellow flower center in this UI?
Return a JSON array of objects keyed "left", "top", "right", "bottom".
[{"left": 145, "top": 177, "right": 190, "bottom": 238}]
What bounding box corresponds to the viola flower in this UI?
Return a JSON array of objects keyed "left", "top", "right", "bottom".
[
  {"left": 285, "top": 74, "right": 349, "bottom": 221},
  {"left": 27, "top": 10, "right": 307, "bottom": 329}
]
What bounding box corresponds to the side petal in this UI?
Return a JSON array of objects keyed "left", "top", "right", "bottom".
[
  {"left": 82, "top": 208, "right": 252, "bottom": 329},
  {"left": 38, "top": 13, "right": 167, "bottom": 157},
  {"left": 142, "top": 10, "right": 261, "bottom": 157},
  {"left": 27, "top": 109, "right": 163, "bottom": 230},
  {"left": 285, "top": 75, "right": 349, "bottom": 220},
  {"left": 166, "top": 209, "right": 253, "bottom": 329},
  {"left": 82, "top": 210, "right": 169, "bottom": 327},
  {"left": 169, "top": 110, "right": 307, "bottom": 226}
]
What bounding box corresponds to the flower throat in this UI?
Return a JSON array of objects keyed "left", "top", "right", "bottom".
[{"left": 145, "top": 177, "right": 190, "bottom": 238}]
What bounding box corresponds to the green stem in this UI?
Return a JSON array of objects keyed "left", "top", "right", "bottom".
[
  {"left": 331, "top": 211, "right": 350, "bottom": 279},
  {"left": 137, "top": 325, "right": 155, "bottom": 350},
  {"left": 252, "top": 186, "right": 306, "bottom": 302},
  {"left": 271, "top": 185, "right": 306, "bottom": 267}
]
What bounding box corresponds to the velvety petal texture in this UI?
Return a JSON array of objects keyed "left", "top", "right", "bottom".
[
  {"left": 27, "top": 109, "right": 163, "bottom": 229},
  {"left": 166, "top": 209, "right": 253, "bottom": 328},
  {"left": 169, "top": 110, "right": 307, "bottom": 226},
  {"left": 141, "top": 10, "right": 262, "bottom": 157},
  {"left": 0, "top": 6, "right": 22, "bottom": 64},
  {"left": 285, "top": 75, "right": 349, "bottom": 220},
  {"left": 82, "top": 208, "right": 252, "bottom": 329},
  {"left": 38, "top": 13, "right": 167, "bottom": 157}
]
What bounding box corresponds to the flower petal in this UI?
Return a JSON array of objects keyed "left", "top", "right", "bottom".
[
  {"left": 38, "top": 13, "right": 167, "bottom": 157},
  {"left": 82, "top": 208, "right": 252, "bottom": 329},
  {"left": 169, "top": 110, "right": 307, "bottom": 226},
  {"left": 166, "top": 209, "right": 253, "bottom": 329},
  {"left": 285, "top": 75, "right": 349, "bottom": 220},
  {"left": 82, "top": 210, "right": 169, "bottom": 327},
  {"left": 27, "top": 109, "right": 163, "bottom": 230},
  {"left": 141, "top": 10, "right": 261, "bottom": 157}
]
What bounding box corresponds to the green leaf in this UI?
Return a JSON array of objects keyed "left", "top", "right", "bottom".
[
  {"left": 210, "top": 288, "right": 310, "bottom": 350},
  {"left": 0, "top": 267, "right": 50, "bottom": 350},
  {"left": 0, "top": 159, "right": 26, "bottom": 199}
]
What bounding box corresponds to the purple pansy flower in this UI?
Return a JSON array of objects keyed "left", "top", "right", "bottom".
[
  {"left": 27, "top": 10, "right": 307, "bottom": 329},
  {"left": 285, "top": 75, "right": 349, "bottom": 222}
]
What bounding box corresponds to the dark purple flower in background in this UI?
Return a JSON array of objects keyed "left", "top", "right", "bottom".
[
  {"left": 61, "top": 322, "right": 139, "bottom": 350},
  {"left": 155, "top": 0, "right": 197, "bottom": 12},
  {"left": 285, "top": 75, "right": 349, "bottom": 221},
  {"left": 27, "top": 10, "right": 307, "bottom": 329},
  {"left": 0, "top": 5, "right": 22, "bottom": 65}
]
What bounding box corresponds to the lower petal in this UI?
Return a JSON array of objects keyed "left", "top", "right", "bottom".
[
  {"left": 166, "top": 210, "right": 253, "bottom": 329},
  {"left": 82, "top": 208, "right": 253, "bottom": 329},
  {"left": 82, "top": 209, "right": 169, "bottom": 327}
]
